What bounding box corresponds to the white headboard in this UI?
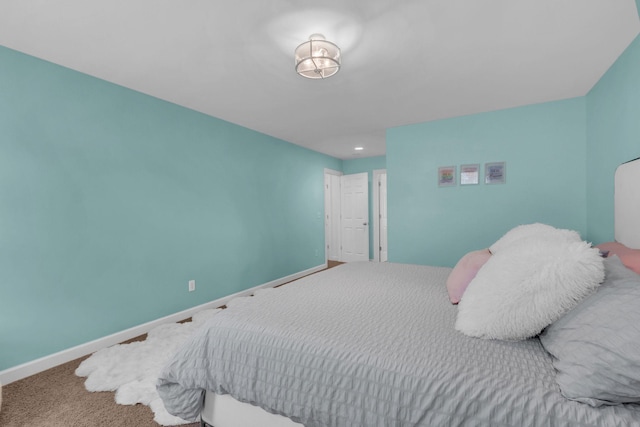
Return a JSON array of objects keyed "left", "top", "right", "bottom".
[{"left": 615, "top": 157, "right": 640, "bottom": 249}]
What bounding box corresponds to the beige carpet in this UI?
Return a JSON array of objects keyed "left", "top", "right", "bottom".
[{"left": 0, "top": 347, "right": 198, "bottom": 427}]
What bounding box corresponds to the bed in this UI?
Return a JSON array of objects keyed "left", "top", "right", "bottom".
[{"left": 157, "top": 158, "right": 640, "bottom": 427}]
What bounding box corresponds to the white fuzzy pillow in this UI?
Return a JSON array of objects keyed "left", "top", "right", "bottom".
[
  {"left": 456, "top": 225, "right": 604, "bottom": 340},
  {"left": 489, "top": 222, "right": 581, "bottom": 253}
]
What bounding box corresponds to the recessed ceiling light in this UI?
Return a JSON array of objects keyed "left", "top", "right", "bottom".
[{"left": 354, "top": 146, "right": 364, "bottom": 151}]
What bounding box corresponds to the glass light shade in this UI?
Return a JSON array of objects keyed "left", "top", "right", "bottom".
[{"left": 295, "top": 34, "right": 341, "bottom": 79}]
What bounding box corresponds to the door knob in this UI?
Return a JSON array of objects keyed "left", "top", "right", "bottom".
[{"left": 363, "top": 222, "right": 368, "bottom": 226}]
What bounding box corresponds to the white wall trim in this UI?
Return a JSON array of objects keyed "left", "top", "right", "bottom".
[
  {"left": 0, "top": 263, "right": 326, "bottom": 386},
  {"left": 323, "top": 168, "right": 342, "bottom": 177}
]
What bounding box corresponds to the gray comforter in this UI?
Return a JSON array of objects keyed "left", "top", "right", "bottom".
[{"left": 157, "top": 262, "right": 640, "bottom": 426}]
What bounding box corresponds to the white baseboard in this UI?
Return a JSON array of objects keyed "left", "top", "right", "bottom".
[{"left": 0, "top": 263, "right": 326, "bottom": 386}]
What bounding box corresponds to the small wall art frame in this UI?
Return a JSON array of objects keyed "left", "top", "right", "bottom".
[
  {"left": 485, "top": 161, "right": 506, "bottom": 184},
  {"left": 460, "top": 164, "right": 480, "bottom": 185},
  {"left": 438, "top": 166, "right": 456, "bottom": 187}
]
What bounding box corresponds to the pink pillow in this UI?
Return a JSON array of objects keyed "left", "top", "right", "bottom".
[
  {"left": 446, "top": 249, "right": 492, "bottom": 304},
  {"left": 596, "top": 242, "right": 640, "bottom": 275}
]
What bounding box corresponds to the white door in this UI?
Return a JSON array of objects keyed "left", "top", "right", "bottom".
[
  {"left": 324, "top": 171, "right": 342, "bottom": 261},
  {"left": 379, "top": 173, "right": 388, "bottom": 262},
  {"left": 341, "top": 173, "right": 369, "bottom": 262}
]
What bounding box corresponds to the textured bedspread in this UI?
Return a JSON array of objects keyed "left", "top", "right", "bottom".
[{"left": 157, "top": 262, "right": 640, "bottom": 426}]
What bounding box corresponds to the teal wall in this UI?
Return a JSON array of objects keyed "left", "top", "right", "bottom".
[
  {"left": 343, "top": 156, "right": 386, "bottom": 259},
  {"left": 387, "top": 98, "right": 587, "bottom": 267},
  {"left": 0, "top": 46, "right": 341, "bottom": 371},
  {"left": 2, "top": 3, "right": 639, "bottom": 373},
  {"left": 586, "top": 29, "right": 640, "bottom": 244}
]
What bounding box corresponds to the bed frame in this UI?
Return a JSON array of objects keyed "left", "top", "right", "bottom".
[
  {"left": 200, "top": 392, "right": 300, "bottom": 427},
  {"left": 200, "top": 157, "right": 640, "bottom": 427}
]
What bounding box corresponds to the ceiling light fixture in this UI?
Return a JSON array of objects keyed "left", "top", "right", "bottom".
[
  {"left": 354, "top": 146, "right": 364, "bottom": 151},
  {"left": 295, "top": 33, "right": 341, "bottom": 79}
]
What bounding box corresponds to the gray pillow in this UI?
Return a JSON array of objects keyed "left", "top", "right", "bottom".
[{"left": 539, "top": 256, "right": 640, "bottom": 406}]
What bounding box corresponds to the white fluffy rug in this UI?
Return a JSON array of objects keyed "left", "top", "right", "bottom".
[
  {"left": 75, "top": 308, "right": 222, "bottom": 426},
  {"left": 75, "top": 289, "right": 278, "bottom": 425}
]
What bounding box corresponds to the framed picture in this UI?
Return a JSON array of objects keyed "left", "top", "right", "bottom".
[
  {"left": 485, "top": 162, "right": 506, "bottom": 184},
  {"left": 460, "top": 164, "right": 480, "bottom": 185},
  {"left": 438, "top": 166, "right": 456, "bottom": 187}
]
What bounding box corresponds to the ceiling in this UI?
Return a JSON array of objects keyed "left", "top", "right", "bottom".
[{"left": 1, "top": 1, "right": 639, "bottom": 160}]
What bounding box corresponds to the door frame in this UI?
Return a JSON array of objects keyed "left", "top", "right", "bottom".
[{"left": 372, "top": 169, "right": 387, "bottom": 263}]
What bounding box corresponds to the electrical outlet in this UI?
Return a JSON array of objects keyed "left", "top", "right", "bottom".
[{"left": 188, "top": 280, "right": 196, "bottom": 292}]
